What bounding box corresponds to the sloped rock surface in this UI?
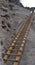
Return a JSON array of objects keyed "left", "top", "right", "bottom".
[{"left": 0, "top": 0, "right": 31, "bottom": 65}]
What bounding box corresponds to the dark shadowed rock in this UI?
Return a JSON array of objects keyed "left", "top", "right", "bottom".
[
  {"left": 1, "top": 14, "right": 9, "bottom": 19},
  {"left": 7, "top": 23, "right": 11, "bottom": 28},
  {"left": 1, "top": 7, "right": 7, "bottom": 12},
  {"left": 9, "top": 4, "right": 14, "bottom": 10},
  {"left": 8, "top": 0, "right": 24, "bottom": 7},
  {"left": 8, "top": 0, "right": 20, "bottom": 5},
  {"left": 1, "top": 41, "right": 3, "bottom": 45},
  {"left": 2, "top": 25, "right": 6, "bottom": 29},
  {"left": 12, "top": 13, "right": 15, "bottom": 16},
  {"left": 2, "top": 21, "right": 5, "bottom": 25}
]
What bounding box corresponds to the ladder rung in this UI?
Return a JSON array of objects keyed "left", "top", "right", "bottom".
[{"left": 10, "top": 45, "right": 19, "bottom": 47}]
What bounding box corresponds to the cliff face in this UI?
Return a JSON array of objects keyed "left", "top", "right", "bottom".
[
  {"left": 0, "top": 0, "right": 24, "bottom": 8},
  {"left": 0, "top": 0, "right": 19, "bottom": 4},
  {"left": 8, "top": 0, "right": 24, "bottom": 7},
  {"left": 0, "top": 1, "right": 31, "bottom": 65},
  {"left": 8, "top": 0, "right": 19, "bottom": 4}
]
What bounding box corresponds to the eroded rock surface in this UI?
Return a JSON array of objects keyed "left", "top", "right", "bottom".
[{"left": 0, "top": 0, "right": 31, "bottom": 65}]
